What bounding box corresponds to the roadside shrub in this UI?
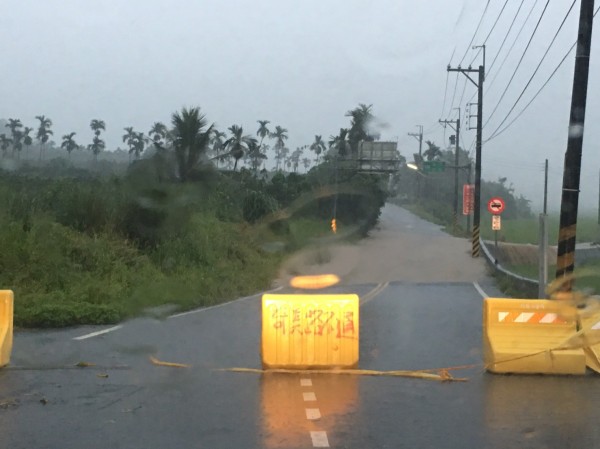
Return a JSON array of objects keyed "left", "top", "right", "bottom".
[{"left": 243, "top": 190, "right": 278, "bottom": 223}]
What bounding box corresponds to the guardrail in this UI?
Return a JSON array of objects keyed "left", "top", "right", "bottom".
[{"left": 479, "top": 238, "right": 539, "bottom": 298}]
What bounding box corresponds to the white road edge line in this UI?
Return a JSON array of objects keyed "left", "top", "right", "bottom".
[
  {"left": 473, "top": 282, "right": 489, "bottom": 299},
  {"left": 73, "top": 325, "right": 123, "bottom": 341},
  {"left": 168, "top": 286, "right": 283, "bottom": 319},
  {"left": 310, "top": 431, "right": 330, "bottom": 447},
  {"left": 73, "top": 286, "right": 284, "bottom": 340}
]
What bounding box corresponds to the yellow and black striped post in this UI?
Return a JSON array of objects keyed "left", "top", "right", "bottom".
[
  {"left": 472, "top": 225, "right": 481, "bottom": 258},
  {"left": 555, "top": 0, "right": 595, "bottom": 291}
]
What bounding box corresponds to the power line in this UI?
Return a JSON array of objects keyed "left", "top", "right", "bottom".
[
  {"left": 465, "top": 0, "right": 537, "bottom": 107},
  {"left": 440, "top": 48, "right": 457, "bottom": 118},
  {"left": 486, "top": 0, "right": 578, "bottom": 141},
  {"left": 447, "top": 72, "right": 460, "bottom": 118},
  {"left": 484, "top": 0, "right": 551, "bottom": 129},
  {"left": 469, "top": 0, "right": 511, "bottom": 67},
  {"left": 440, "top": 71, "right": 450, "bottom": 118},
  {"left": 458, "top": 0, "right": 491, "bottom": 66},
  {"left": 486, "top": 0, "right": 541, "bottom": 91},
  {"left": 487, "top": 0, "right": 527, "bottom": 75},
  {"left": 485, "top": 4, "right": 600, "bottom": 143}
]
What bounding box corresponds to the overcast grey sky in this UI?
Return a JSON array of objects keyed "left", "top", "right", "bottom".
[{"left": 2, "top": 0, "right": 600, "bottom": 212}]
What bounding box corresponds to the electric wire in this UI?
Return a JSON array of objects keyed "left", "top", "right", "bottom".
[
  {"left": 486, "top": 0, "right": 541, "bottom": 92},
  {"left": 447, "top": 72, "right": 460, "bottom": 118},
  {"left": 486, "top": 0, "right": 578, "bottom": 141},
  {"left": 466, "top": 0, "right": 538, "bottom": 106},
  {"left": 469, "top": 0, "right": 511, "bottom": 67},
  {"left": 458, "top": 0, "right": 491, "bottom": 66},
  {"left": 440, "top": 48, "right": 456, "bottom": 118},
  {"left": 486, "top": 4, "right": 600, "bottom": 142},
  {"left": 483, "top": 0, "right": 550, "bottom": 128},
  {"left": 487, "top": 0, "right": 527, "bottom": 75}
]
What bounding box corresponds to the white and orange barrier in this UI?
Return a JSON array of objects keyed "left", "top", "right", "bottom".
[{"left": 483, "top": 297, "right": 586, "bottom": 375}]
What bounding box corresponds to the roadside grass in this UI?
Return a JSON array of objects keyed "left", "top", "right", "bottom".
[
  {"left": 505, "top": 262, "right": 600, "bottom": 295},
  {"left": 4, "top": 213, "right": 283, "bottom": 328},
  {"left": 480, "top": 215, "right": 600, "bottom": 244}
]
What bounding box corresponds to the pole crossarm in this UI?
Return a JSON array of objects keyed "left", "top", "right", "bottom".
[
  {"left": 438, "top": 119, "right": 458, "bottom": 133},
  {"left": 447, "top": 66, "right": 479, "bottom": 87}
]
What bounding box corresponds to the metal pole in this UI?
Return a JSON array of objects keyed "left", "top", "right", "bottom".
[
  {"left": 556, "top": 0, "right": 595, "bottom": 290},
  {"left": 544, "top": 159, "right": 549, "bottom": 215},
  {"left": 539, "top": 213, "right": 548, "bottom": 298},
  {"left": 473, "top": 65, "right": 484, "bottom": 257},
  {"left": 453, "top": 116, "right": 460, "bottom": 232}
]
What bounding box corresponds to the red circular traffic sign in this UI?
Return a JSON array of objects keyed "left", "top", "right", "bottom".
[{"left": 487, "top": 197, "right": 505, "bottom": 215}]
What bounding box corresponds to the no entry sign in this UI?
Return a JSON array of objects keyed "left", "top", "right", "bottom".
[{"left": 487, "top": 197, "right": 505, "bottom": 215}]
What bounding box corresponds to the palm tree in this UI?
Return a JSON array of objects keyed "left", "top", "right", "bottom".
[
  {"left": 270, "top": 125, "right": 288, "bottom": 171},
  {"left": 256, "top": 119, "right": 270, "bottom": 149},
  {"left": 23, "top": 127, "right": 33, "bottom": 159},
  {"left": 302, "top": 157, "right": 311, "bottom": 172},
  {"left": 89, "top": 135, "right": 105, "bottom": 161},
  {"left": 310, "top": 135, "right": 326, "bottom": 163},
  {"left": 210, "top": 129, "right": 227, "bottom": 167},
  {"left": 6, "top": 118, "right": 23, "bottom": 158},
  {"left": 171, "top": 106, "right": 213, "bottom": 181},
  {"left": 291, "top": 148, "right": 302, "bottom": 173},
  {"left": 90, "top": 119, "right": 106, "bottom": 137},
  {"left": 131, "top": 132, "right": 146, "bottom": 159},
  {"left": 122, "top": 127, "right": 136, "bottom": 161},
  {"left": 423, "top": 140, "right": 442, "bottom": 161},
  {"left": 61, "top": 132, "right": 78, "bottom": 159},
  {"left": 0, "top": 134, "right": 13, "bottom": 158},
  {"left": 329, "top": 128, "right": 349, "bottom": 157},
  {"left": 223, "top": 124, "right": 257, "bottom": 171},
  {"left": 247, "top": 139, "right": 267, "bottom": 173},
  {"left": 35, "top": 115, "right": 53, "bottom": 161},
  {"left": 148, "top": 122, "right": 168, "bottom": 145},
  {"left": 346, "top": 103, "right": 376, "bottom": 155}
]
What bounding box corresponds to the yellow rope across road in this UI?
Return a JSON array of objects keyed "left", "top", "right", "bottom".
[{"left": 220, "top": 367, "right": 469, "bottom": 382}]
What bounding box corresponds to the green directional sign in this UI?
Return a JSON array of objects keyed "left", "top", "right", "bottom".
[{"left": 422, "top": 161, "right": 446, "bottom": 173}]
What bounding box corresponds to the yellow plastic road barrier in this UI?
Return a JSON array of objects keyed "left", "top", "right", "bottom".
[
  {"left": 262, "top": 293, "right": 359, "bottom": 369},
  {"left": 0, "top": 290, "right": 14, "bottom": 368},
  {"left": 483, "top": 298, "right": 586, "bottom": 375}
]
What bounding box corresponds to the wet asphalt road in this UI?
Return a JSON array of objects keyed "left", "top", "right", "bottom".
[
  {"left": 4, "top": 280, "right": 600, "bottom": 449},
  {"left": 3, "top": 206, "right": 600, "bottom": 449}
]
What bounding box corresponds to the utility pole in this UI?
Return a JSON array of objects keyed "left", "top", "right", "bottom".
[
  {"left": 539, "top": 159, "right": 549, "bottom": 298},
  {"left": 408, "top": 125, "right": 423, "bottom": 157},
  {"left": 448, "top": 60, "right": 484, "bottom": 257},
  {"left": 439, "top": 109, "right": 460, "bottom": 232},
  {"left": 556, "top": 0, "right": 595, "bottom": 291}
]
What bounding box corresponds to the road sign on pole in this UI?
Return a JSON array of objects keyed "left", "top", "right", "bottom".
[
  {"left": 492, "top": 215, "right": 501, "bottom": 231},
  {"left": 463, "top": 184, "right": 474, "bottom": 215},
  {"left": 487, "top": 197, "right": 505, "bottom": 215}
]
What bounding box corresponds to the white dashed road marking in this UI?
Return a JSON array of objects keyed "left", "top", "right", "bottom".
[
  {"left": 303, "top": 392, "right": 317, "bottom": 401},
  {"left": 301, "top": 378, "right": 313, "bottom": 387},
  {"left": 310, "top": 430, "right": 330, "bottom": 447},
  {"left": 305, "top": 408, "right": 321, "bottom": 420}
]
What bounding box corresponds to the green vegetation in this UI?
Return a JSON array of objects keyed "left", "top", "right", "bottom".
[
  {"left": 0, "top": 105, "right": 389, "bottom": 328},
  {"left": 480, "top": 215, "right": 600, "bottom": 244}
]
